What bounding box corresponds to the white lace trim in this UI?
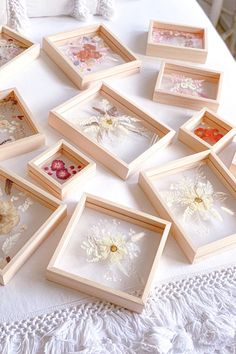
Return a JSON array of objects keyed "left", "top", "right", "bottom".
[{"left": 0, "top": 265, "right": 236, "bottom": 354}]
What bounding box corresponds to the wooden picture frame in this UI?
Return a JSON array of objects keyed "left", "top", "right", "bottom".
[
  {"left": 43, "top": 24, "right": 141, "bottom": 90},
  {"left": 0, "top": 88, "right": 45, "bottom": 161},
  {"left": 47, "top": 193, "right": 171, "bottom": 312},
  {"left": 178, "top": 108, "right": 236, "bottom": 153},
  {"left": 153, "top": 62, "right": 223, "bottom": 111},
  {"left": 0, "top": 26, "right": 40, "bottom": 79},
  {"left": 28, "top": 139, "right": 96, "bottom": 200},
  {"left": 0, "top": 168, "right": 67, "bottom": 285},
  {"left": 230, "top": 152, "right": 236, "bottom": 177},
  {"left": 48, "top": 83, "right": 176, "bottom": 180},
  {"left": 139, "top": 151, "right": 236, "bottom": 263},
  {"left": 146, "top": 20, "right": 208, "bottom": 63}
]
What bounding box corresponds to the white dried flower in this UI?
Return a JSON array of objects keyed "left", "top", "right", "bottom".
[{"left": 81, "top": 219, "right": 145, "bottom": 277}]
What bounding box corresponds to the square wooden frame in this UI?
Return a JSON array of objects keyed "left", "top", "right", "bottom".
[
  {"left": 0, "top": 88, "right": 45, "bottom": 161},
  {"left": 28, "top": 139, "right": 96, "bottom": 200},
  {"left": 47, "top": 193, "right": 171, "bottom": 312},
  {"left": 178, "top": 108, "right": 236, "bottom": 153},
  {"left": 146, "top": 20, "right": 208, "bottom": 63},
  {"left": 139, "top": 150, "right": 236, "bottom": 263},
  {"left": 43, "top": 24, "right": 141, "bottom": 90},
  {"left": 0, "top": 26, "right": 40, "bottom": 79},
  {"left": 153, "top": 61, "right": 223, "bottom": 111},
  {"left": 0, "top": 168, "right": 67, "bottom": 285},
  {"left": 48, "top": 83, "right": 176, "bottom": 180}
]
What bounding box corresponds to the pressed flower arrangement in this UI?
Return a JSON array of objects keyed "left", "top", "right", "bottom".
[
  {"left": 0, "top": 88, "right": 44, "bottom": 160},
  {"left": 146, "top": 20, "right": 207, "bottom": 63},
  {"left": 48, "top": 83, "right": 175, "bottom": 180},
  {"left": 139, "top": 150, "right": 236, "bottom": 263},
  {"left": 46, "top": 193, "right": 171, "bottom": 312},
  {"left": 28, "top": 139, "right": 96, "bottom": 200},
  {"left": 0, "top": 168, "right": 66, "bottom": 285},
  {"left": 153, "top": 62, "right": 223, "bottom": 111},
  {"left": 43, "top": 24, "right": 141, "bottom": 89},
  {"left": 0, "top": 26, "right": 40, "bottom": 80},
  {"left": 178, "top": 108, "right": 236, "bottom": 153}
]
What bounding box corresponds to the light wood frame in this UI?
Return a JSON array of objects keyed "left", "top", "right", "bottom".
[
  {"left": 0, "top": 88, "right": 45, "bottom": 161},
  {"left": 0, "top": 168, "right": 67, "bottom": 285},
  {"left": 0, "top": 26, "right": 40, "bottom": 80},
  {"left": 43, "top": 24, "right": 141, "bottom": 90},
  {"left": 153, "top": 61, "right": 223, "bottom": 111},
  {"left": 28, "top": 139, "right": 96, "bottom": 200},
  {"left": 146, "top": 20, "right": 208, "bottom": 63},
  {"left": 48, "top": 83, "right": 176, "bottom": 180},
  {"left": 178, "top": 108, "right": 236, "bottom": 153},
  {"left": 47, "top": 193, "right": 171, "bottom": 312},
  {"left": 139, "top": 150, "right": 236, "bottom": 263}
]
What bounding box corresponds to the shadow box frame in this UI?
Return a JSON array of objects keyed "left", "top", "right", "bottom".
[
  {"left": 42, "top": 24, "right": 141, "bottom": 90},
  {"left": 48, "top": 82, "right": 176, "bottom": 180},
  {"left": 47, "top": 193, "right": 171, "bottom": 313},
  {"left": 146, "top": 20, "right": 208, "bottom": 63},
  {"left": 0, "top": 26, "right": 40, "bottom": 80},
  {"left": 28, "top": 139, "right": 96, "bottom": 200},
  {"left": 153, "top": 61, "right": 223, "bottom": 111},
  {"left": 139, "top": 150, "right": 236, "bottom": 263},
  {"left": 178, "top": 107, "right": 236, "bottom": 153},
  {"left": 0, "top": 168, "right": 67, "bottom": 285},
  {"left": 0, "top": 87, "right": 45, "bottom": 161}
]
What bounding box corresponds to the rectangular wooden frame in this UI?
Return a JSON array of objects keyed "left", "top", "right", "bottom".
[
  {"left": 178, "top": 108, "right": 236, "bottom": 153},
  {"left": 28, "top": 139, "right": 96, "bottom": 200},
  {"left": 146, "top": 20, "right": 208, "bottom": 63},
  {"left": 48, "top": 83, "right": 176, "bottom": 180},
  {"left": 139, "top": 151, "right": 236, "bottom": 263},
  {"left": 153, "top": 61, "right": 223, "bottom": 111},
  {"left": 0, "top": 168, "right": 67, "bottom": 285},
  {"left": 43, "top": 24, "right": 141, "bottom": 90},
  {"left": 0, "top": 26, "right": 40, "bottom": 80},
  {"left": 0, "top": 88, "right": 45, "bottom": 161},
  {"left": 47, "top": 193, "right": 171, "bottom": 312}
]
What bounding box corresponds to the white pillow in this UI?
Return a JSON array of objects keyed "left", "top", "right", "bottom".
[{"left": 3, "top": 0, "right": 115, "bottom": 33}]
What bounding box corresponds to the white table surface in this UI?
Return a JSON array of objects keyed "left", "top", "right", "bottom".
[{"left": 1, "top": 0, "right": 236, "bottom": 323}]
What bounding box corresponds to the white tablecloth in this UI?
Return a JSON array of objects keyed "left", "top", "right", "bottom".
[{"left": 0, "top": 0, "right": 236, "bottom": 324}]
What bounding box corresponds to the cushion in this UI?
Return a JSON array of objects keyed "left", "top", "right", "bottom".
[{"left": 1, "top": 0, "right": 115, "bottom": 33}]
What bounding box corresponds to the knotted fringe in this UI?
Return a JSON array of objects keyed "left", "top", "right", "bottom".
[
  {"left": 6, "top": 0, "right": 30, "bottom": 33},
  {"left": 0, "top": 266, "right": 236, "bottom": 354}
]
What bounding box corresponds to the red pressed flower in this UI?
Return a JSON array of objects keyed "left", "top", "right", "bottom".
[
  {"left": 44, "top": 166, "right": 49, "bottom": 171},
  {"left": 72, "top": 171, "right": 77, "bottom": 175},
  {"left": 51, "top": 159, "right": 65, "bottom": 171},
  {"left": 77, "top": 49, "right": 91, "bottom": 61},
  {"left": 70, "top": 165, "right": 75, "bottom": 170},
  {"left": 6, "top": 256, "right": 11, "bottom": 263},
  {"left": 48, "top": 172, "right": 53, "bottom": 176},
  {"left": 56, "top": 168, "right": 71, "bottom": 180},
  {"left": 214, "top": 133, "right": 223, "bottom": 142},
  {"left": 17, "top": 115, "right": 24, "bottom": 120},
  {"left": 194, "top": 126, "right": 224, "bottom": 144}
]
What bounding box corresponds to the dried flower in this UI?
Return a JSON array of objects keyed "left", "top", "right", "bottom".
[
  {"left": 51, "top": 159, "right": 65, "bottom": 171},
  {"left": 56, "top": 168, "right": 71, "bottom": 180},
  {"left": 194, "top": 127, "right": 224, "bottom": 144},
  {"left": 81, "top": 219, "right": 145, "bottom": 277},
  {"left": 169, "top": 74, "right": 205, "bottom": 97},
  {"left": 78, "top": 99, "right": 156, "bottom": 144},
  {"left": 160, "top": 166, "right": 230, "bottom": 225},
  {"left": 58, "top": 34, "right": 119, "bottom": 73},
  {"left": 0, "top": 38, "right": 25, "bottom": 67},
  {"left": 0, "top": 200, "right": 20, "bottom": 235}
]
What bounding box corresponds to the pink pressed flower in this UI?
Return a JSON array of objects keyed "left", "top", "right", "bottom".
[
  {"left": 51, "top": 159, "right": 65, "bottom": 171},
  {"left": 56, "top": 168, "right": 71, "bottom": 180},
  {"left": 44, "top": 166, "right": 49, "bottom": 171}
]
